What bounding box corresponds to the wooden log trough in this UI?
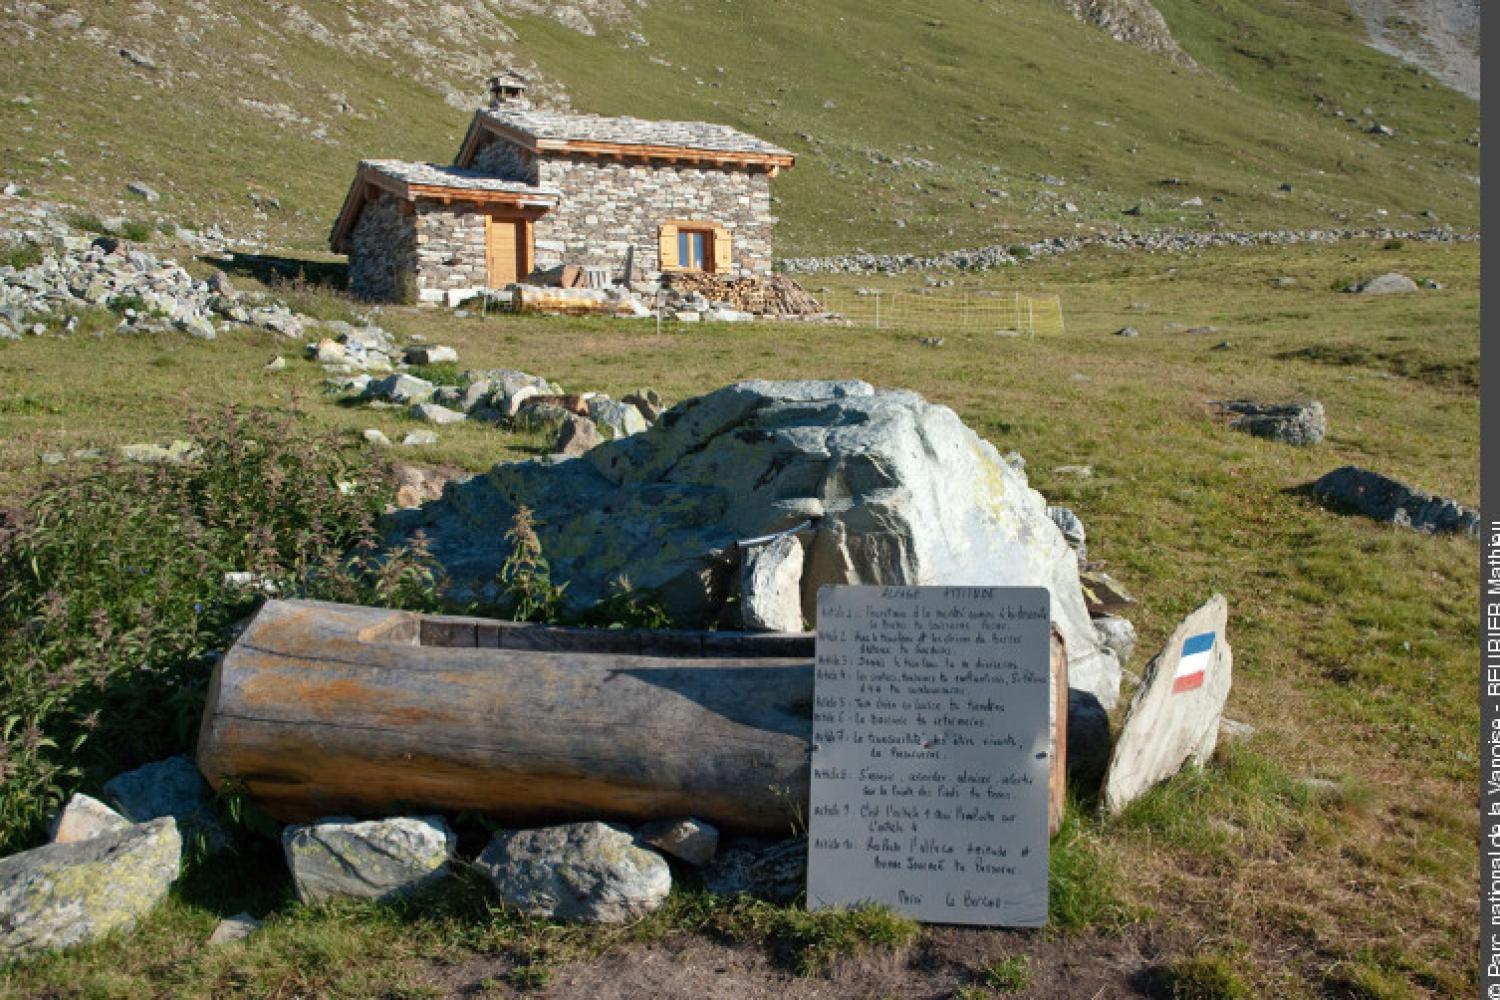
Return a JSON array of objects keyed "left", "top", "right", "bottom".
[{"left": 198, "top": 599, "right": 1068, "bottom": 836}]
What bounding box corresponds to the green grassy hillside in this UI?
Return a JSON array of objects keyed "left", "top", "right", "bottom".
[{"left": 0, "top": 0, "right": 1478, "bottom": 255}]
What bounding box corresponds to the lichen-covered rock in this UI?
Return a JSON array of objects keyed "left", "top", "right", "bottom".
[
  {"left": 476, "top": 821, "right": 671, "bottom": 923},
  {"left": 393, "top": 379, "right": 1122, "bottom": 709},
  {"left": 587, "top": 396, "right": 648, "bottom": 439},
  {"left": 0, "top": 817, "right": 181, "bottom": 960},
  {"left": 104, "top": 756, "right": 227, "bottom": 854},
  {"left": 49, "top": 793, "right": 129, "bottom": 845},
  {"left": 703, "top": 836, "right": 806, "bottom": 902},
  {"left": 1347, "top": 272, "right": 1418, "bottom": 295},
  {"left": 282, "top": 816, "right": 456, "bottom": 904},
  {"left": 363, "top": 373, "right": 435, "bottom": 405}
]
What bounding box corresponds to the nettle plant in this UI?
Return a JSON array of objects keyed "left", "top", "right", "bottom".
[{"left": 0, "top": 408, "right": 442, "bottom": 852}]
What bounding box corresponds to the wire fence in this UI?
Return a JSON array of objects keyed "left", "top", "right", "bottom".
[{"left": 817, "top": 289, "right": 1065, "bottom": 337}]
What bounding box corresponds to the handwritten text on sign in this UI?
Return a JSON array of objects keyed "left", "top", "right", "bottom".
[{"left": 806, "top": 585, "right": 1051, "bottom": 926}]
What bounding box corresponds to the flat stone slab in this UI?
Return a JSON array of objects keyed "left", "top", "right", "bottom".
[
  {"left": 282, "top": 815, "right": 455, "bottom": 904},
  {"left": 476, "top": 821, "right": 671, "bottom": 923},
  {"left": 1103, "top": 594, "right": 1233, "bottom": 813},
  {"left": 0, "top": 817, "right": 181, "bottom": 960}
]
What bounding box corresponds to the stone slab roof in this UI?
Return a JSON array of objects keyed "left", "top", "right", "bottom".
[
  {"left": 362, "top": 160, "right": 560, "bottom": 197},
  {"left": 479, "top": 109, "right": 793, "bottom": 158}
]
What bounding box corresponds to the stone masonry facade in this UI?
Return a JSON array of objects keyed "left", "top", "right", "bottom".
[
  {"left": 525, "top": 147, "right": 774, "bottom": 275},
  {"left": 348, "top": 193, "right": 417, "bottom": 302},
  {"left": 413, "top": 205, "right": 491, "bottom": 295}
]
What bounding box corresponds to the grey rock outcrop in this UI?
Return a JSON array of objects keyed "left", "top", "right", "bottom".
[
  {"left": 1103, "top": 594, "right": 1232, "bottom": 813},
  {"left": 282, "top": 815, "right": 456, "bottom": 904},
  {"left": 1092, "top": 614, "right": 1137, "bottom": 667},
  {"left": 104, "top": 755, "right": 228, "bottom": 854},
  {"left": 0, "top": 817, "right": 181, "bottom": 960},
  {"left": 392, "top": 380, "right": 1122, "bottom": 709},
  {"left": 476, "top": 821, "right": 671, "bottom": 923},
  {"left": 1217, "top": 399, "right": 1326, "bottom": 446},
  {"left": 1311, "top": 466, "right": 1478, "bottom": 536}
]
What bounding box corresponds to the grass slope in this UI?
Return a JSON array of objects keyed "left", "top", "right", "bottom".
[{"left": 0, "top": 0, "right": 1478, "bottom": 254}]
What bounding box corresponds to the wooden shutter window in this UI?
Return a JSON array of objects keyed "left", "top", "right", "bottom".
[
  {"left": 711, "top": 226, "right": 732, "bottom": 274},
  {"left": 658, "top": 223, "right": 680, "bottom": 272}
]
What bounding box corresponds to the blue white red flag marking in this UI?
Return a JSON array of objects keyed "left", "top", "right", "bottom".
[{"left": 1172, "top": 632, "right": 1214, "bottom": 693}]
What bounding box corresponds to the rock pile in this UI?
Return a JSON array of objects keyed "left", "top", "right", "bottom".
[
  {"left": 0, "top": 241, "right": 317, "bottom": 342},
  {"left": 778, "top": 226, "right": 1473, "bottom": 275}
]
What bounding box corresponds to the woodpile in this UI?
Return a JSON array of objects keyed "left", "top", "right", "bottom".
[{"left": 664, "top": 273, "right": 826, "bottom": 316}]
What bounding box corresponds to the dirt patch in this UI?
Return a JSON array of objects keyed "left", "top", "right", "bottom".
[{"left": 415, "top": 923, "right": 1186, "bottom": 999}]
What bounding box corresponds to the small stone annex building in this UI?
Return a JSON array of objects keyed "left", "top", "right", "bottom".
[{"left": 331, "top": 73, "right": 795, "bottom": 303}]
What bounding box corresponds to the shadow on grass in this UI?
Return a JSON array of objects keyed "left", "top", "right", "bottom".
[{"left": 204, "top": 253, "right": 349, "bottom": 290}]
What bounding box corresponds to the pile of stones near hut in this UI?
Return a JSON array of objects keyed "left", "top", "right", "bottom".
[{"left": 0, "top": 239, "right": 315, "bottom": 342}]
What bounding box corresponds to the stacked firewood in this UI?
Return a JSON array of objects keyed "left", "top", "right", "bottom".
[{"left": 664, "top": 273, "right": 826, "bottom": 316}]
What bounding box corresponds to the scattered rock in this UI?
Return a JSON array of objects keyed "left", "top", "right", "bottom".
[
  {"left": 401, "top": 430, "right": 438, "bottom": 447},
  {"left": 703, "top": 836, "right": 805, "bottom": 902},
  {"left": 0, "top": 818, "right": 180, "bottom": 960},
  {"left": 410, "top": 402, "right": 467, "bottom": 425},
  {"left": 1346, "top": 272, "right": 1418, "bottom": 295},
  {"left": 364, "top": 373, "right": 435, "bottom": 405},
  {"left": 207, "top": 912, "right": 260, "bottom": 946},
  {"left": 587, "top": 397, "right": 648, "bottom": 439},
  {"left": 1209, "top": 340, "right": 1232, "bottom": 351},
  {"left": 1273, "top": 276, "right": 1297, "bottom": 287},
  {"left": 1103, "top": 594, "right": 1232, "bottom": 813},
  {"left": 362, "top": 428, "right": 391, "bottom": 447},
  {"left": 1053, "top": 463, "right": 1093, "bottom": 479},
  {"left": 1216, "top": 399, "right": 1326, "bottom": 446},
  {"left": 282, "top": 816, "right": 456, "bottom": 904},
  {"left": 1114, "top": 326, "right": 1140, "bottom": 337},
  {"left": 264, "top": 355, "right": 287, "bottom": 372},
  {"left": 554, "top": 413, "right": 602, "bottom": 457},
  {"left": 119, "top": 48, "right": 157, "bottom": 69},
  {"left": 740, "top": 533, "right": 806, "bottom": 632},
  {"left": 1066, "top": 689, "right": 1111, "bottom": 791},
  {"left": 1310, "top": 466, "right": 1478, "bottom": 536},
  {"left": 476, "top": 822, "right": 671, "bottom": 923},
  {"left": 48, "top": 793, "right": 129, "bottom": 845},
  {"left": 1079, "top": 570, "right": 1136, "bottom": 614},
  {"left": 103, "top": 756, "right": 227, "bottom": 854},
  {"left": 637, "top": 818, "right": 719, "bottom": 867},
  {"left": 1219, "top": 717, "right": 1256, "bottom": 743},
  {"left": 403, "top": 344, "right": 458, "bottom": 365},
  {"left": 1092, "top": 615, "right": 1137, "bottom": 667}
]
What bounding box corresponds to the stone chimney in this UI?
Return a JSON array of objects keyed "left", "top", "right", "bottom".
[{"left": 488, "top": 70, "right": 530, "bottom": 109}]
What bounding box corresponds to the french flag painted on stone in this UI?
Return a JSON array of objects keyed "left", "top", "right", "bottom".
[{"left": 1172, "top": 632, "right": 1215, "bottom": 693}]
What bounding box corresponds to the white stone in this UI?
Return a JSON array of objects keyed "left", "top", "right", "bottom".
[
  {"left": 1103, "top": 594, "right": 1232, "bottom": 813},
  {"left": 207, "top": 912, "right": 260, "bottom": 945},
  {"left": 411, "top": 402, "right": 467, "bottom": 425},
  {"left": 401, "top": 430, "right": 439, "bottom": 446},
  {"left": 740, "top": 533, "right": 805, "bottom": 632}
]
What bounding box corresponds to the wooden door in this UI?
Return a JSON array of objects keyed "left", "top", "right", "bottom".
[{"left": 486, "top": 215, "right": 530, "bottom": 287}]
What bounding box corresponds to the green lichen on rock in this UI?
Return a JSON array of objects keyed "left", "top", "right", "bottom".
[
  {"left": 282, "top": 816, "right": 455, "bottom": 904},
  {"left": 0, "top": 817, "right": 181, "bottom": 960}
]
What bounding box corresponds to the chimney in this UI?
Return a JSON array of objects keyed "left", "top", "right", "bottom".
[{"left": 488, "top": 70, "right": 530, "bottom": 109}]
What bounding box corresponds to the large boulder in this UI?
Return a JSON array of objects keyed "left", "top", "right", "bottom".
[
  {"left": 1216, "top": 399, "right": 1326, "bottom": 446},
  {"left": 476, "top": 822, "right": 671, "bottom": 923},
  {"left": 391, "top": 380, "right": 1122, "bottom": 708},
  {"left": 1347, "top": 273, "right": 1418, "bottom": 295},
  {"left": 282, "top": 815, "right": 456, "bottom": 904},
  {"left": 0, "top": 817, "right": 181, "bottom": 960}
]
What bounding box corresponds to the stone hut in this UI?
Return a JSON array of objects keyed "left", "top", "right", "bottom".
[{"left": 331, "top": 74, "right": 795, "bottom": 303}]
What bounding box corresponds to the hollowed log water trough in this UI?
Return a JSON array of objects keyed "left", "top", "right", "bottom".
[{"left": 198, "top": 599, "right": 1068, "bottom": 835}]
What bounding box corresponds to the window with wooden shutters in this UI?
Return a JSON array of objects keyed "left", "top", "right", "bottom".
[{"left": 659, "top": 220, "right": 730, "bottom": 273}]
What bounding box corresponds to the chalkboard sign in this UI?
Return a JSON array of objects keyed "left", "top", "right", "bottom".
[{"left": 806, "top": 585, "right": 1052, "bottom": 926}]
